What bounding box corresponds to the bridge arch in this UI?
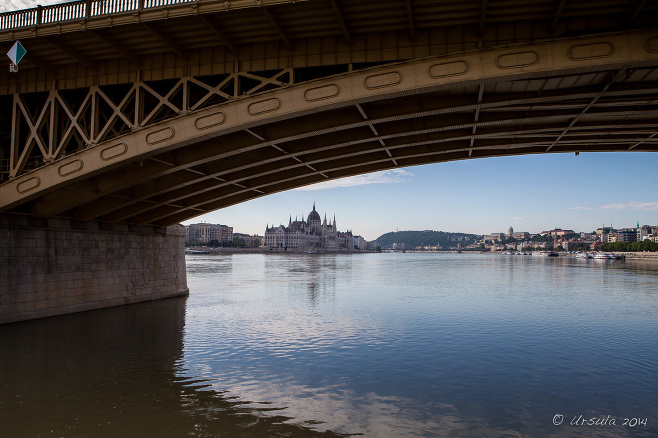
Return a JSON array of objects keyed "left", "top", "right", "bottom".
[{"left": 1, "top": 30, "right": 657, "bottom": 226}]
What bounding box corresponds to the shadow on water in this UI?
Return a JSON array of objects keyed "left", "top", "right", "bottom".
[{"left": 0, "top": 297, "right": 346, "bottom": 438}]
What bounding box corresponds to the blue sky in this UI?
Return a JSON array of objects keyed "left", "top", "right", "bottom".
[
  {"left": 5, "top": 2, "right": 657, "bottom": 241},
  {"left": 181, "top": 152, "right": 658, "bottom": 241}
]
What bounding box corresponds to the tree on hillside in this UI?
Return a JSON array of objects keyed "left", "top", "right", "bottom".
[{"left": 375, "top": 230, "right": 478, "bottom": 249}]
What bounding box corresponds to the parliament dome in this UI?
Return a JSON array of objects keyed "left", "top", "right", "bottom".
[
  {"left": 307, "top": 203, "right": 322, "bottom": 233},
  {"left": 308, "top": 210, "right": 320, "bottom": 222}
]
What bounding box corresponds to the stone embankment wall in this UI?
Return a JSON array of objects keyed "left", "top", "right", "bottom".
[
  {"left": 0, "top": 215, "right": 188, "bottom": 324},
  {"left": 621, "top": 252, "right": 658, "bottom": 260}
]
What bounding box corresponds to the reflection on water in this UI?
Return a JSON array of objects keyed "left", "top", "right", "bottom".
[
  {"left": 0, "top": 296, "right": 342, "bottom": 437},
  {"left": 181, "top": 253, "right": 658, "bottom": 437},
  {"left": 2, "top": 253, "right": 658, "bottom": 437}
]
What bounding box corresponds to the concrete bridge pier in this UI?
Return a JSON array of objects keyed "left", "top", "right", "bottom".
[{"left": 0, "top": 214, "right": 188, "bottom": 324}]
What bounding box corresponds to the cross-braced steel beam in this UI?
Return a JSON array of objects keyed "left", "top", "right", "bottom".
[{"left": 6, "top": 69, "right": 294, "bottom": 179}]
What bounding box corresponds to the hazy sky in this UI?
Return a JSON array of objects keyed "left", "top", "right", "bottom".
[
  {"left": 4, "top": 1, "right": 658, "bottom": 241},
  {"left": 181, "top": 152, "right": 657, "bottom": 241}
]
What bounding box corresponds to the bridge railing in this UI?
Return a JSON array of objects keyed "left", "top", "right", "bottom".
[
  {"left": 144, "top": 0, "right": 197, "bottom": 7},
  {"left": 42, "top": 2, "right": 87, "bottom": 25},
  {"left": 0, "top": 9, "right": 39, "bottom": 30},
  {"left": 0, "top": 0, "right": 200, "bottom": 31}
]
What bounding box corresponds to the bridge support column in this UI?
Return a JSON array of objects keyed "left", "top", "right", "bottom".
[{"left": 0, "top": 214, "right": 189, "bottom": 324}]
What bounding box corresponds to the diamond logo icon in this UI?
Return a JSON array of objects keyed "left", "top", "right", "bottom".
[{"left": 7, "top": 41, "right": 27, "bottom": 65}]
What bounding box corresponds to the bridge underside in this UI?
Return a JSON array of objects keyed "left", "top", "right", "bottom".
[
  {"left": 0, "top": 0, "right": 657, "bottom": 226},
  {"left": 2, "top": 31, "right": 658, "bottom": 226}
]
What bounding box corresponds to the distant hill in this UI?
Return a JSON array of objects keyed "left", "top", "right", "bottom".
[{"left": 374, "top": 230, "right": 478, "bottom": 250}]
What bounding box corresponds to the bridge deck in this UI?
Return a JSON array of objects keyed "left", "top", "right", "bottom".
[{"left": 1, "top": 0, "right": 658, "bottom": 92}]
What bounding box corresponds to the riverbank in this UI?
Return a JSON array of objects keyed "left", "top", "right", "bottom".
[
  {"left": 186, "top": 247, "right": 658, "bottom": 259},
  {"left": 478, "top": 251, "right": 658, "bottom": 261},
  {"left": 186, "top": 246, "right": 374, "bottom": 254},
  {"left": 617, "top": 252, "right": 658, "bottom": 260}
]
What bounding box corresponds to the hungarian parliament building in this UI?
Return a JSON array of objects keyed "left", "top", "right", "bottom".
[{"left": 264, "top": 203, "right": 367, "bottom": 251}]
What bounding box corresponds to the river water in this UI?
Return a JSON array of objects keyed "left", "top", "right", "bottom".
[{"left": 1, "top": 253, "right": 658, "bottom": 437}]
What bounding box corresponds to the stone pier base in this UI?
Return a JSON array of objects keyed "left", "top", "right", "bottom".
[{"left": 0, "top": 214, "right": 189, "bottom": 324}]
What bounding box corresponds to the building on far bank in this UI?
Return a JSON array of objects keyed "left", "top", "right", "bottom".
[
  {"left": 616, "top": 228, "right": 638, "bottom": 242},
  {"left": 264, "top": 203, "right": 366, "bottom": 251},
  {"left": 595, "top": 226, "right": 614, "bottom": 241},
  {"left": 512, "top": 231, "right": 530, "bottom": 240},
  {"left": 487, "top": 233, "right": 506, "bottom": 242},
  {"left": 561, "top": 240, "right": 591, "bottom": 251},
  {"left": 233, "top": 233, "right": 263, "bottom": 247},
  {"left": 186, "top": 223, "right": 233, "bottom": 244},
  {"left": 637, "top": 224, "right": 653, "bottom": 241},
  {"left": 548, "top": 228, "right": 575, "bottom": 238}
]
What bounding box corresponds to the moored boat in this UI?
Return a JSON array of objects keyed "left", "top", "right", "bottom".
[
  {"left": 185, "top": 249, "right": 210, "bottom": 254},
  {"left": 592, "top": 252, "right": 623, "bottom": 259}
]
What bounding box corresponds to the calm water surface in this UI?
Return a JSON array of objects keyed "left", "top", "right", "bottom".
[{"left": 1, "top": 253, "right": 658, "bottom": 437}]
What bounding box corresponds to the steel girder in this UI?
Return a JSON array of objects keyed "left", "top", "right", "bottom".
[{"left": 6, "top": 68, "right": 293, "bottom": 178}]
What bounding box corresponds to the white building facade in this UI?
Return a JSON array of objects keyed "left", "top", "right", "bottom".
[
  {"left": 186, "top": 223, "right": 233, "bottom": 244},
  {"left": 264, "top": 203, "right": 366, "bottom": 251}
]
